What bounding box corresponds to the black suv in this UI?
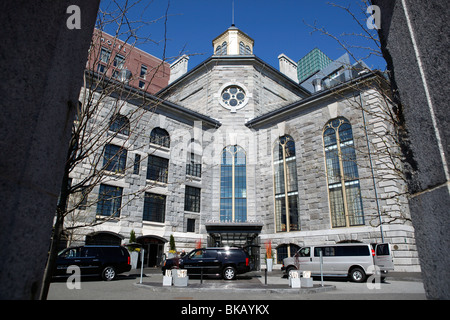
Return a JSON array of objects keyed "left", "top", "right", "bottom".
[
  {"left": 162, "top": 247, "right": 250, "bottom": 280},
  {"left": 55, "top": 245, "right": 131, "bottom": 281}
]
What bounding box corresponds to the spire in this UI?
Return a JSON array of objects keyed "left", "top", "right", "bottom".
[{"left": 231, "top": 1, "right": 235, "bottom": 26}]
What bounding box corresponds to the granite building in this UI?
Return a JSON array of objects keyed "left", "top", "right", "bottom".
[{"left": 68, "top": 26, "right": 420, "bottom": 272}]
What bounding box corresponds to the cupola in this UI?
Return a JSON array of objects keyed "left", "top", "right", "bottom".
[{"left": 212, "top": 25, "right": 254, "bottom": 56}]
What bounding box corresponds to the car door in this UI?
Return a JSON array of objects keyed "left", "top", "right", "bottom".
[
  {"left": 56, "top": 247, "right": 82, "bottom": 276},
  {"left": 374, "top": 243, "right": 395, "bottom": 271},
  {"left": 294, "top": 247, "right": 314, "bottom": 274},
  {"left": 182, "top": 249, "right": 204, "bottom": 274},
  {"left": 80, "top": 247, "right": 102, "bottom": 275},
  {"left": 202, "top": 250, "right": 220, "bottom": 275}
]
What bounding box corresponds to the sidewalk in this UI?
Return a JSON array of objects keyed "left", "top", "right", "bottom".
[
  {"left": 125, "top": 267, "right": 423, "bottom": 295},
  {"left": 126, "top": 267, "right": 423, "bottom": 283},
  {"left": 133, "top": 269, "right": 336, "bottom": 294}
]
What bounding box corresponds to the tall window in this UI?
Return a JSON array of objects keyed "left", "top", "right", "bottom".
[
  {"left": 100, "top": 47, "right": 111, "bottom": 63},
  {"left": 147, "top": 155, "right": 169, "bottom": 183},
  {"left": 103, "top": 144, "right": 127, "bottom": 173},
  {"left": 150, "top": 127, "right": 170, "bottom": 148},
  {"left": 273, "top": 135, "right": 300, "bottom": 232},
  {"left": 109, "top": 114, "right": 130, "bottom": 136},
  {"left": 220, "top": 146, "right": 246, "bottom": 222},
  {"left": 113, "top": 54, "right": 125, "bottom": 68},
  {"left": 184, "top": 186, "right": 201, "bottom": 212},
  {"left": 97, "top": 184, "right": 123, "bottom": 218},
  {"left": 140, "top": 64, "right": 147, "bottom": 78},
  {"left": 143, "top": 193, "right": 166, "bottom": 223},
  {"left": 323, "top": 117, "right": 364, "bottom": 227}
]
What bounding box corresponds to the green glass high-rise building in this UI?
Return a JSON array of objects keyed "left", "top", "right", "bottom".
[{"left": 297, "top": 48, "right": 333, "bottom": 83}]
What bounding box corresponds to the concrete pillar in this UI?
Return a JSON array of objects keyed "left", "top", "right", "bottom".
[
  {"left": 0, "top": 0, "right": 100, "bottom": 299},
  {"left": 371, "top": 0, "right": 449, "bottom": 299}
]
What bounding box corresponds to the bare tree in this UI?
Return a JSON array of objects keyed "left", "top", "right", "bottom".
[{"left": 39, "top": 0, "right": 182, "bottom": 300}]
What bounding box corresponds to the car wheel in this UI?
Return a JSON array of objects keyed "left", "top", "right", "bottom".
[
  {"left": 286, "top": 266, "right": 297, "bottom": 277},
  {"left": 349, "top": 267, "right": 366, "bottom": 283},
  {"left": 102, "top": 266, "right": 116, "bottom": 281},
  {"left": 223, "top": 266, "right": 236, "bottom": 280}
]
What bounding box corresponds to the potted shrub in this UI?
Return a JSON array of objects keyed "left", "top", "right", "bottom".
[
  {"left": 168, "top": 234, "right": 177, "bottom": 258},
  {"left": 127, "top": 230, "right": 140, "bottom": 269}
]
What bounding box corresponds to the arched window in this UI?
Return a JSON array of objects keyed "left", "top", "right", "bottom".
[
  {"left": 273, "top": 135, "right": 300, "bottom": 232},
  {"left": 216, "top": 41, "right": 227, "bottom": 55},
  {"left": 276, "top": 244, "right": 300, "bottom": 264},
  {"left": 221, "top": 42, "right": 227, "bottom": 55},
  {"left": 239, "top": 41, "right": 246, "bottom": 55},
  {"left": 109, "top": 114, "right": 130, "bottom": 136},
  {"left": 323, "top": 117, "right": 364, "bottom": 227},
  {"left": 220, "top": 146, "right": 246, "bottom": 222},
  {"left": 150, "top": 127, "right": 170, "bottom": 148},
  {"left": 239, "top": 41, "right": 251, "bottom": 55}
]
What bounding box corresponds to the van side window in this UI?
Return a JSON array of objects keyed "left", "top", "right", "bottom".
[
  {"left": 338, "top": 245, "right": 370, "bottom": 256},
  {"left": 314, "top": 247, "right": 335, "bottom": 256},
  {"left": 297, "top": 247, "right": 310, "bottom": 257}
]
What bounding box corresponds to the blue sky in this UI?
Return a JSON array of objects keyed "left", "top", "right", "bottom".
[{"left": 100, "top": 0, "right": 385, "bottom": 72}]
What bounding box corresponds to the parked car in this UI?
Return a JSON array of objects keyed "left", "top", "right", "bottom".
[
  {"left": 281, "top": 243, "right": 394, "bottom": 282},
  {"left": 55, "top": 245, "right": 131, "bottom": 281},
  {"left": 162, "top": 247, "right": 250, "bottom": 280}
]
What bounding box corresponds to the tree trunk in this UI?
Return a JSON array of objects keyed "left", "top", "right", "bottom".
[{"left": 39, "top": 142, "right": 74, "bottom": 300}]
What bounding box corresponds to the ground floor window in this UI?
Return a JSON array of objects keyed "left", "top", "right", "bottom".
[
  {"left": 186, "top": 218, "right": 196, "bottom": 233},
  {"left": 276, "top": 243, "right": 300, "bottom": 264}
]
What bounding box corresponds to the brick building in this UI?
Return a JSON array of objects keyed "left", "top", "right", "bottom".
[{"left": 87, "top": 29, "right": 170, "bottom": 94}]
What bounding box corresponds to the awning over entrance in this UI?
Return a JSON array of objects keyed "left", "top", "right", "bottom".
[
  {"left": 205, "top": 221, "right": 263, "bottom": 247},
  {"left": 205, "top": 221, "right": 263, "bottom": 270}
]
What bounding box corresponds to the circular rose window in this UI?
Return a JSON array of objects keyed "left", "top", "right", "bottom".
[
  {"left": 219, "top": 85, "right": 249, "bottom": 112},
  {"left": 222, "top": 86, "right": 246, "bottom": 107}
]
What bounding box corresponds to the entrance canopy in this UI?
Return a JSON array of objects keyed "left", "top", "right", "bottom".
[{"left": 205, "top": 221, "right": 263, "bottom": 247}]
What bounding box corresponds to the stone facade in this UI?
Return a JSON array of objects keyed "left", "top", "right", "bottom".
[{"left": 67, "top": 26, "right": 420, "bottom": 272}]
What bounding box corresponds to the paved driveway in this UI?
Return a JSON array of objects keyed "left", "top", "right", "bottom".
[{"left": 47, "top": 269, "right": 426, "bottom": 300}]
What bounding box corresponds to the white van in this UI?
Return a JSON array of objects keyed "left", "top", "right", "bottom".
[{"left": 281, "top": 243, "right": 394, "bottom": 282}]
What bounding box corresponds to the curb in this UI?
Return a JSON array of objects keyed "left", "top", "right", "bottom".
[{"left": 134, "top": 282, "right": 336, "bottom": 294}]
